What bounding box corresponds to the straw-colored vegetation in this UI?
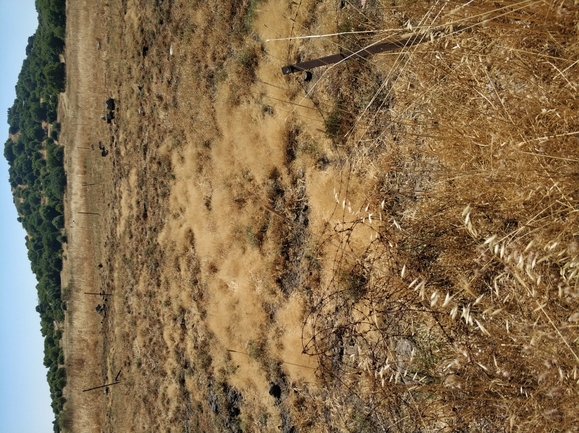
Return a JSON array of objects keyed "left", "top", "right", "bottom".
[{"left": 60, "top": 0, "right": 578, "bottom": 432}]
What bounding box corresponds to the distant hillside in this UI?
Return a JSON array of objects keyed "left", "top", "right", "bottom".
[{"left": 3, "top": 0, "right": 67, "bottom": 430}]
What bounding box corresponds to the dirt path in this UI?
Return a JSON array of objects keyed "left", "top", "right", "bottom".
[{"left": 60, "top": 0, "right": 113, "bottom": 430}]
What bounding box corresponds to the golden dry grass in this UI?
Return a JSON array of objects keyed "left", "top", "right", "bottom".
[
  {"left": 60, "top": 0, "right": 578, "bottom": 432},
  {"left": 289, "top": 1, "right": 579, "bottom": 432}
]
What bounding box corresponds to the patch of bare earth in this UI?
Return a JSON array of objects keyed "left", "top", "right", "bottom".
[{"left": 60, "top": 1, "right": 579, "bottom": 433}]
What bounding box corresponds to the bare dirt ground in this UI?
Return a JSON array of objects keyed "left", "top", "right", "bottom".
[{"left": 60, "top": 1, "right": 579, "bottom": 432}]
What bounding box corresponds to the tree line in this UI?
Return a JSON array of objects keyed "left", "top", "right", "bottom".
[{"left": 3, "top": 0, "right": 67, "bottom": 431}]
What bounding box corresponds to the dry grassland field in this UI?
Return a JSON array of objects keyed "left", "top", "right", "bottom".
[{"left": 58, "top": 1, "right": 579, "bottom": 432}]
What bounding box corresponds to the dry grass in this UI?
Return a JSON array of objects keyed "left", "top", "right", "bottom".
[
  {"left": 60, "top": 0, "right": 578, "bottom": 432},
  {"left": 289, "top": 1, "right": 579, "bottom": 432}
]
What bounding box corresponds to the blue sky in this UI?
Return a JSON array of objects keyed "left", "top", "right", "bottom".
[{"left": 0, "top": 1, "right": 55, "bottom": 433}]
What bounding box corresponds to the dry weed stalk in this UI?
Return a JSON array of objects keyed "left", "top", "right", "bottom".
[{"left": 303, "top": 1, "right": 579, "bottom": 431}]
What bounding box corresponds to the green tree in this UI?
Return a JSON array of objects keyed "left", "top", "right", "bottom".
[
  {"left": 43, "top": 62, "right": 65, "bottom": 92},
  {"left": 4, "top": 139, "right": 16, "bottom": 165},
  {"left": 4, "top": 0, "right": 68, "bottom": 421},
  {"left": 52, "top": 215, "right": 64, "bottom": 229},
  {"left": 29, "top": 101, "right": 47, "bottom": 122},
  {"left": 48, "top": 166, "right": 66, "bottom": 199}
]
